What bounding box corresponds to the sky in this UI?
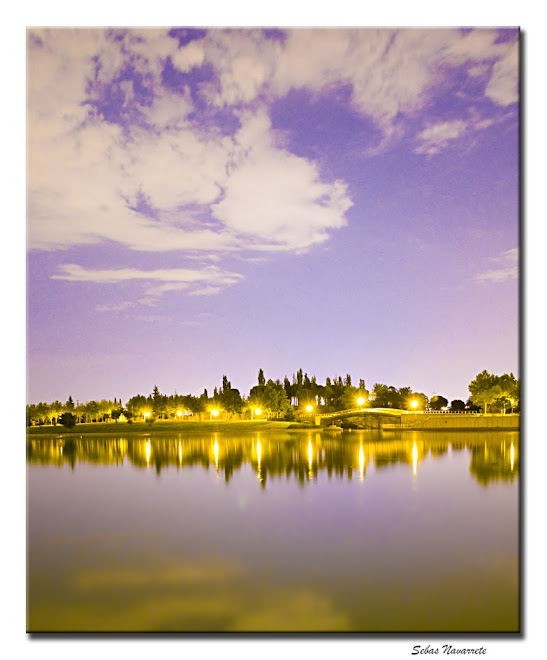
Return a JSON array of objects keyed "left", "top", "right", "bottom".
[{"left": 26, "top": 26, "right": 520, "bottom": 405}]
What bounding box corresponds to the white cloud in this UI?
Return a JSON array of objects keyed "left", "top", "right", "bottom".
[
  {"left": 188, "top": 286, "right": 224, "bottom": 296},
  {"left": 171, "top": 40, "right": 205, "bottom": 73},
  {"left": 95, "top": 301, "right": 140, "bottom": 313},
  {"left": 198, "top": 28, "right": 518, "bottom": 130},
  {"left": 414, "top": 120, "right": 468, "bottom": 155},
  {"left": 212, "top": 110, "right": 352, "bottom": 250},
  {"left": 475, "top": 247, "right": 519, "bottom": 284},
  {"left": 123, "top": 127, "right": 230, "bottom": 210},
  {"left": 52, "top": 263, "right": 242, "bottom": 285},
  {"left": 414, "top": 110, "right": 513, "bottom": 156},
  {"left": 53, "top": 263, "right": 244, "bottom": 310},
  {"left": 196, "top": 30, "right": 279, "bottom": 107},
  {"left": 27, "top": 27, "right": 519, "bottom": 306},
  {"left": 485, "top": 41, "right": 519, "bottom": 106},
  {"left": 28, "top": 29, "right": 353, "bottom": 257}
]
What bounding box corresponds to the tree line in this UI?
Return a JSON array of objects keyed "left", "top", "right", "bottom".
[{"left": 26, "top": 368, "right": 520, "bottom": 427}]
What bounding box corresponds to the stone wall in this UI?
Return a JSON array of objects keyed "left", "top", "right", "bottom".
[{"left": 399, "top": 413, "right": 520, "bottom": 431}]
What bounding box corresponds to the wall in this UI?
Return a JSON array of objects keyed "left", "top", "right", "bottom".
[{"left": 398, "top": 413, "right": 520, "bottom": 431}]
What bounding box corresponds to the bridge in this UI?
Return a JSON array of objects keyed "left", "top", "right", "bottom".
[
  {"left": 300, "top": 407, "right": 409, "bottom": 427},
  {"left": 298, "top": 407, "right": 516, "bottom": 430}
]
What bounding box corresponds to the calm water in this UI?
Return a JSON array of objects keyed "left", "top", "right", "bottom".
[{"left": 27, "top": 430, "right": 519, "bottom": 632}]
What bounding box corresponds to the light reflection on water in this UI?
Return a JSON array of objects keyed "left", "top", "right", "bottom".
[
  {"left": 27, "top": 430, "right": 519, "bottom": 632},
  {"left": 27, "top": 430, "right": 520, "bottom": 487}
]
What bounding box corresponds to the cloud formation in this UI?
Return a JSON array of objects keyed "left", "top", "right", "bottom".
[
  {"left": 475, "top": 248, "right": 519, "bottom": 284},
  {"left": 53, "top": 263, "right": 243, "bottom": 308},
  {"left": 27, "top": 28, "right": 519, "bottom": 306}
]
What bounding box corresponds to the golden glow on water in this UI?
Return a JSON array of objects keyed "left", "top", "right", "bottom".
[
  {"left": 412, "top": 441, "right": 418, "bottom": 475},
  {"left": 27, "top": 431, "right": 519, "bottom": 632},
  {"left": 145, "top": 439, "right": 151, "bottom": 465},
  {"left": 257, "top": 439, "right": 262, "bottom": 481},
  {"left": 28, "top": 434, "right": 520, "bottom": 486}
]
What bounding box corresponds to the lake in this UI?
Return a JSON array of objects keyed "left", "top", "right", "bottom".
[{"left": 27, "top": 429, "right": 519, "bottom": 632}]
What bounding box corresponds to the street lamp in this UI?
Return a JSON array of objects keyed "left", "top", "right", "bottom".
[
  {"left": 211, "top": 409, "right": 219, "bottom": 420},
  {"left": 305, "top": 404, "right": 314, "bottom": 414},
  {"left": 357, "top": 396, "right": 366, "bottom": 407},
  {"left": 410, "top": 400, "right": 419, "bottom": 411},
  {"left": 143, "top": 411, "right": 151, "bottom": 422},
  {"left": 176, "top": 410, "right": 183, "bottom": 419}
]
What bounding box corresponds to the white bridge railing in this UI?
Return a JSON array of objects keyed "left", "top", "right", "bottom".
[{"left": 300, "top": 408, "right": 510, "bottom": 419}]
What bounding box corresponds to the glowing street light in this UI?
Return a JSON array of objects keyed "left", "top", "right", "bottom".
[
  {"left": 251, "top": 407, "right": 262, "bottom": 420},
  {"left": 410, "top": 400, "right": 419, "bottom": 411},
  {"left": 357, "top": 396, "right": 366, "bottom": 407},
  {"left": 210, "top": 409, "right": 219, "bottom": 420},
  {"left": 305, "top": 404, "right": 314, "bottom": 414},
  {"left": 143, "top": 411, "right": 151, "bottom": 421}
]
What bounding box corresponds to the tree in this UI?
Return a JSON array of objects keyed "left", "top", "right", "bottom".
[
  {"left": 48, "top": 400, "right": 64, "bottom": 424},
  {"left": 84, "top": 400, "right": 100, "bottom": 422},
  {"left": 258, "top": 369, "right": 265, "bottom": 386},
  {"left": 65, "top": 395, "right": 75, "bottom": 410},
  {"left": 220, "top": 387, "right": 243, "bottom": 416},
  {"left": 283, "top": 376, "right": 293, "bottom": 401},
  {"left": 450, "top": 399, "right": 466, "bottom": 411},
  {"left": 126, "top": 395, "right": 148, "bottom": 420},
  {"left": 26, "top": 404, "right": 36, "bottom": 426},
  {"left": 152, "top": 385, "right": 167, "bottom": 418},
  {"left": 59, "top": 412, "right": 76, "bottom": 429},
  {"left": 469, "top": 370, "right": 503, "bottom": 414},
  {"left": 263, "top": 379, "right": 291, "bottom": 417},
  {"left": 429, "top": 395, "right": 448, "bottom": 410},
  {"left": 466, "top": 398, "right": 481, "bottom": 412},
  {"left": 498, "top": 373, "right": 520, "bottom": 412}
]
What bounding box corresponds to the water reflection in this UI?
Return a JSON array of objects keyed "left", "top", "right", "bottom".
[
  {"left": 27, "top": 429, "right": 519, "bottom": 632},
  {"left": 256, "top": 439, "right": 262, "bottom": 483},
  {"left": 469, "top": 437, "right": 520, "bottom": 486},
  {"left": 145, "top": 439, "right": 151, "bottom": 466},
  {"left": 359, "top": 444, "right": 365, "bottom": 481},
  {"left": 412, "top": 441, "right": 418, "bottom": 476},
  {"left": 213, "top": 438, "right": 219, "bottom": 472},
  {"left": 27, "top": 431, "right": 519, "bottom": 487}
]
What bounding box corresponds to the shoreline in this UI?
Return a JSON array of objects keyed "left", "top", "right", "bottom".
[{"left": 26, "top": 416, "right": 520, "bottom": 437}]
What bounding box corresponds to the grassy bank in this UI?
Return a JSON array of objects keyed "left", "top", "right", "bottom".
[{"left": 26, "top": 419, "right": 296, "bottom": 436}]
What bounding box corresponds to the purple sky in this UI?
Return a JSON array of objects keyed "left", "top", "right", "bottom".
[{"left": 27, "top": 27, "right": 519, "bottom": 404}]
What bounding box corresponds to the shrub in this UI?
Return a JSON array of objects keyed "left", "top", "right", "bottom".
[{"left": 58, "top": 412, "right": 76, "bottom": 429}]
